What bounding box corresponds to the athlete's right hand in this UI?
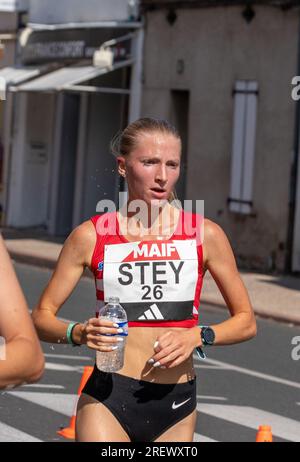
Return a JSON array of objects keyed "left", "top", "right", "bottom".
[{"left": 80, "top": 318, "right": 125, "bottom": 352}]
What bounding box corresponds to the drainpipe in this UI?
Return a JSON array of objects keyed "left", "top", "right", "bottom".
[{"left": 285, "top": 8, "right": 300, "bottom": 273}]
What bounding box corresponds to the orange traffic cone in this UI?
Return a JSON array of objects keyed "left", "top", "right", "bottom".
[
  {"left": 57, "top": 366, "right": 94, "bottom": 440},
  {"left": 256, "top": 425, "right": 273, "bottom": 442}
]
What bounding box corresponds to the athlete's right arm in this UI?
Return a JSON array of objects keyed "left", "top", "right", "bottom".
[
  {"left": 32, "top": 221, "right": 121, "bottom": 351},
  {"left": 0, "top": 235, "right": 44, "bottom": 389}
]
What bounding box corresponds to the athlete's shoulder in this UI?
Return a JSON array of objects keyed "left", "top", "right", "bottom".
[
  {"left": 70, "top": 220, "right": 96, "bottom": 241},
  {"left": 203, "top": 218, "right": 226, "bottom": 240},
  {"left": 203, "top": 219, "right": 233, "bottom": 259},
  {"left": 204, "top": 217, "right": 220, "bottom": 233},
  {"left": 90, "top": 211, "right": 118, "bottom": 238},
  {"left": 63, "top": 220, "right": 96, "bottom": 265}
]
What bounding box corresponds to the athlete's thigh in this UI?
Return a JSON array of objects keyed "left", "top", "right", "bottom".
[
  {"left": 154, "top": 410, "right": 197, "bottom": 442},
  {"left": 75, "top": 393, "right": 131, "bottom": 442}
]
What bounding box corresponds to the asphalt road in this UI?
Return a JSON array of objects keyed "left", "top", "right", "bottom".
[{"left": 0, "top": 262, "right": 299, "bottom": 443}]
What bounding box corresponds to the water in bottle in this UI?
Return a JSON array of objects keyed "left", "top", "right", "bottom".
[{"left": 96, "top": 297, "right": 128, "bottom": 372}]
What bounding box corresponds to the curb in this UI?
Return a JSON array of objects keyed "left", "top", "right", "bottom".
[
  {"left": 200, "top": 297, "right": 300, "bottom": 326},
  {"left": 9, "top": 251, "right": 58, "bottom": 271}
]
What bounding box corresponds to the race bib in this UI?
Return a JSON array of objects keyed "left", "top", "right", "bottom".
[{"left": 103, "top": 239, "right": 198, "bottom": 321}]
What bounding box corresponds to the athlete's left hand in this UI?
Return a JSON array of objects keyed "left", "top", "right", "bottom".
[{"left": 147, "top": 327, "right": 201, "bottom": 369}]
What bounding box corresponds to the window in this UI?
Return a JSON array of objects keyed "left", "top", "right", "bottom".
[{"left": 228, "top": 80, "right": 258, "bottom": 214}]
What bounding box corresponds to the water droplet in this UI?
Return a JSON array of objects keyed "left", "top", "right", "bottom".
[{"left": 50, "top": 345, "right": 55, "bottom": 351}]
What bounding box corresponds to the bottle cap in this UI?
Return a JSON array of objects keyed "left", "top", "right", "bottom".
[{"left": 108, "top": 297, "right": 120, "bottom": 304}]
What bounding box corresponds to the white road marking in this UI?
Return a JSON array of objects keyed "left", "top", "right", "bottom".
[
  {"left": 194, "top": 365, "right": 229, "bottom": 370},
  {"left": 45, "top": 362, "right": 82, "bottom": 372},
  {"left": 44, "top": 353, "right": 93, "bottom": 361},
  {"left": 197, "top": 395, "right": 228, "bottom": 401},
  {"left": 193, "top": 432, "right": 218, "bottom": 442},
  {"left": 21, "top": 384, "right": 65, "bottom": 390},
  {"left": 5, "top": 389, "right": 299, "bottom": 442},
  {"left": 197, "top": 404, "right": 300, "bottom": 442},
  {"left": 193, "top": 355, "right": 300, "bottom": 389},
  {"left": 0, "top": 422, "right": 42, "bottom": 442},
  {"left": 7, "top": 392, "right": 77, "bottom": 417},
  {"left": 56, "top": 316, "right": 75, "bottom": 323}
]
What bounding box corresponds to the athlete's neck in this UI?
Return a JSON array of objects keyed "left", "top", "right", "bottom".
[{"left": 118, "top": 202, "right": 180, "bottom": 239}]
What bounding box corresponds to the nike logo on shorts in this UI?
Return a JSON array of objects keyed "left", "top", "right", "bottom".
[{"left": 172, "top": 398, "right": 191, "bottom": 410}]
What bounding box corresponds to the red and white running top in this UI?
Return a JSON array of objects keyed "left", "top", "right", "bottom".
[{"left": 90, "top": 210, "right": 204, "bottom": 328}]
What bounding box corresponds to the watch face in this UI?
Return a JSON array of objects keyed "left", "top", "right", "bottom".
[{"left": 202, "top": 327, "right": 215, "bottom": 345}]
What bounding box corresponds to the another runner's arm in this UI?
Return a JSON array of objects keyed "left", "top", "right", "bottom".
[
  {"left": 32, "top": 221, "right": 95, "bottom": 344},
  {"left": 0, "top": 235, "right": 44, "bottom": 388},
  {"left": 202, "top": 219, "right": 257, "bottom": 345}
]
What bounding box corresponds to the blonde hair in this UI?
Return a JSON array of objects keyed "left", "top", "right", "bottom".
[{"left": 110, "top": 117, "right": 181, "bottom": 158}]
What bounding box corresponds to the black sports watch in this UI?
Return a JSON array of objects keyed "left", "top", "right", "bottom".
[{"left": 200, "top": 326, "right": 215, "bottom": 346}]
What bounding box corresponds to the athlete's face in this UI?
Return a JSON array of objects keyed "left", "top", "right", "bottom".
[{"left": 118, "top": 132, "right": 181, "bottom": 206}]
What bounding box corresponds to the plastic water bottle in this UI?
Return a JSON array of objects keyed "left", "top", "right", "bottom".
[{"left": 96, "top": 297, "right": 128, "bottom": 372}]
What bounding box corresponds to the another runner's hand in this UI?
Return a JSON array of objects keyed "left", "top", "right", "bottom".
[
  {"left": 147, "top": 328, "right": 200, "bottom": 369},
  {"left": 82, "top": 317, "right": 125, "bottom": 352}
]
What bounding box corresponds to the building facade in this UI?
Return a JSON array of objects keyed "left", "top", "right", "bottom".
[
  {"left": 0, "top": 0, "right": 142, "bottom": 236},
  {"left": 141, "top": 0, "right": 300, "bottom": 272},
  {"left": 0, "top": 0, "right": 29, "bottom": 218}
]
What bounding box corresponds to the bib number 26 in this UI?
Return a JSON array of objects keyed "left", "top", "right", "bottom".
[{"left": 141, "top": 285, "right": 163, "bottom": 300}]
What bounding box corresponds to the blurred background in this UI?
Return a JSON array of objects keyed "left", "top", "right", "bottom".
[
  {"left": 0, "top": 0, "right": 300, "bottom": 274},
  {"left": 0, "top": 1, "right": 299, "bottom": 443}
]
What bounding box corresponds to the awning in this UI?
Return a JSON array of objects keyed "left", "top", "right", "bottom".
[
  {"left": 14, "top": 58, "right": 133, "bottom": 92},
  {"left": 0, "top": 0, "right": 28, "bottom": 12},
  {"left": 0, "top": 66, "right": 45, "bottom": 86}
]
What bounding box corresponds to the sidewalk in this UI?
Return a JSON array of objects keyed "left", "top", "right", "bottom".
[{"left": 3, "top": 232, "right": 300, "bottom": 325}]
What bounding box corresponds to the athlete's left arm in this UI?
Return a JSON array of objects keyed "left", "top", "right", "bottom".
[{"left": 149, "top": 219, "right": 257, "bottom": 369}]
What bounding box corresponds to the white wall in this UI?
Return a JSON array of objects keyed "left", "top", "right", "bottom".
[
  {"left": 142, "top": 5, "right": 297, "bottom": 271},
  {"left": 0, "top": 12, "right": 18, "bottom": 76},
  {"left": 7, "top": 92, "right": 55, "bottom": 227},
  {"left": 292, "top": 153, "right": 300, "bottom": 271},
  {"left": 29, "top": 0, "right": 139, "bottom": 24},
  {"left": 0, "top": 41, "right": 16, "bottom": 67},
  {"left": 0, "top": 0, "right": 28, "bottom": 12},
  {"left": 0, "top": 11, "right": 18, "bottom": 28}
]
